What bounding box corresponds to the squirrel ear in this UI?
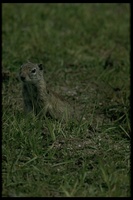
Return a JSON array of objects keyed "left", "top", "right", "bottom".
[{"left": 38, "top": 63, "right": 43, "bottom": 70}]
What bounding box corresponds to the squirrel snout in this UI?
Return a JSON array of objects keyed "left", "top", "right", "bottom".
[{"left": 20, "top": 75, "right": 26, "bottom": 81}]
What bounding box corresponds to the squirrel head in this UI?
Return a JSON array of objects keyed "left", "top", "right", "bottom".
[{"left": 19, "top": 62, "right": 45, "bottom": 84}]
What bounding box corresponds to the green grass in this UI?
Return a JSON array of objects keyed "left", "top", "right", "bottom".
[{"left": 2, "top": 3, "right": 130, "bottom": 197}]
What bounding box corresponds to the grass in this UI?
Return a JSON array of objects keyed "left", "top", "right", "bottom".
[{"left": 2, "top": 3, "right": 130, "bottom": 197}]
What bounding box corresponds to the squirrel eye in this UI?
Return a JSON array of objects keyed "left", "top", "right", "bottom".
[{"left": 31, "top": 68, "right": 36, "bottom": 73}]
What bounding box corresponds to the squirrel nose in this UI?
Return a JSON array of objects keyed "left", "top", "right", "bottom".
[{"left": 20, "top": 76, "right": 25, "bottom": 81}]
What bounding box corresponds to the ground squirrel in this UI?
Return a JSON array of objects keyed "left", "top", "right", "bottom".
[{"left": 19, "top": 62, "right": 75, "bottom": 121}]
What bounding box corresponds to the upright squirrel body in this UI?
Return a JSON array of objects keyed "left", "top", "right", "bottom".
[{"left": 19, "top": 62, "right": 74, "bottom": 121}]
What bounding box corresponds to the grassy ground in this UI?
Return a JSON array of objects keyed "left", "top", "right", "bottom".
[{"left": 2, "top": 3, "right": 130, "bottom": 197}]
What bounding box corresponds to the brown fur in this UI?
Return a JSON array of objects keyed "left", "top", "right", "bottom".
[{"left": 19, "top": 62, "right": 74, "bottom": 121}]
